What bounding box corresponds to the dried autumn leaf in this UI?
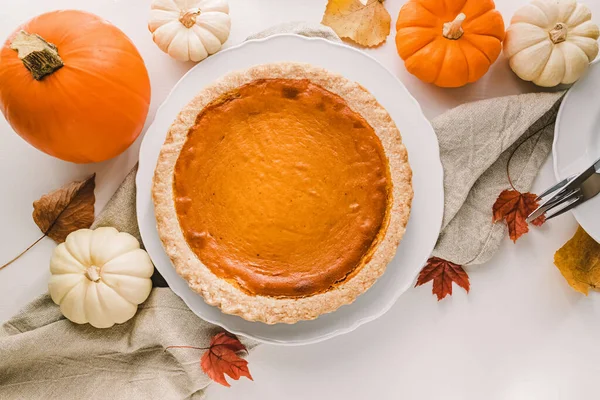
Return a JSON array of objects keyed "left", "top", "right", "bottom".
[
  {"left": 415, "top": 257, "right": 470, "bottom": 301},
  {"left": 492, "top": 189, "right": 545, "bottom": 243},
  {"left": 32, "top": 174, "right": 96, "bottom": 243},
  {"left": 0, "top": 174, "right": 96, "bottom": 270},
  {"left": 201, "top": 332, "right": 253, "bottom": 387},
  {"left": 554, "top": 226, "right": 600, "bottom": 295},
  {"left": 322, "top": 0, "right": 391, "bottom": 47}
]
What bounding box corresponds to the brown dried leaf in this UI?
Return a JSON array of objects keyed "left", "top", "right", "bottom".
[
  {"left": 321, "top": 0, "right": 391, "bottom": 47},
  {"left": 32, "top": 174, "right": 96, "bottom": 243},
  {"left": 554, "top": 226, "right": 600, "bottom": 295},
  {"left": 0, "top": 174, "right": 96, "bottom": 270}
]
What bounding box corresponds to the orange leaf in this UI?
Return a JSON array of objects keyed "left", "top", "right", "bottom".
[
  {"left": 492, "top": 189, "right": 545, "bottom": 242},
  {"left": 415, "top": 257, "right": 470, "bottom": 301},
  {"left": 200, "top": 332, "right": 253, "bottom": 387},
  {"left": 321, "top": 0, "right": 391, "bottom": 47}
]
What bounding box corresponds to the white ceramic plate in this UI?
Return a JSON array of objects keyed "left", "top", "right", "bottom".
[
  {"left": 136, "top": 34, "right": 443, "bottom": 345},
  {"left": 554, "top": 60, "right": 600, "bottom": 242}
]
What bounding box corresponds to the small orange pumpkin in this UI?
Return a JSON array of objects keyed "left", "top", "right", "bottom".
[
  {"left": 396, "top": 0, "right": 505, "bottom": 88},
  {"left": 0, "top": 10, "right": 151, "bottom": 163}
]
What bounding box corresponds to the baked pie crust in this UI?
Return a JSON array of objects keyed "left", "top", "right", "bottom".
[{"left": 152, "top": 62, "right": 412, "bottom": 324}]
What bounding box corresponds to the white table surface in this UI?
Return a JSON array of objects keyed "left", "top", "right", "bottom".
[{"left": 0, "top": 1, "right": 597, "bottom": 399}]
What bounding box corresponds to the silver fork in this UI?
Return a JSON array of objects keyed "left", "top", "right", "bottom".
[{"left": 527, "top": 157, "right": 600, "bottom": 222}]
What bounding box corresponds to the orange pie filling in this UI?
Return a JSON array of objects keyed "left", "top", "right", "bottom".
[{"left": 173, "top": 79, "right": 392, "bottom": 298}]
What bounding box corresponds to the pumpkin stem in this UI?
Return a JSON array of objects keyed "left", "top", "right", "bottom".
[
  {"left": 549, "top": 23, "right": 568, "bottom": 44},
  {"left": 180, "top": 8, "right": 202, "bottom": 29},
  {"left": 10, "top": 30, "right": 64, "bottom": 81},
  {"left": 85, "top": 266, "right": 101, "bottom": 282},
  {"left": 443, "top": 13, "right": 466, "bottom": 40}
]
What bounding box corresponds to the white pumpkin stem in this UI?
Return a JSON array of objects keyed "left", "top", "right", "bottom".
[
  {"left": 85, "top": 266, "right": 101, "bottom": 282},
  {"left": 549, "top": 22, "right": 568, "bottom": 44},
  {"left": 10, "top": 30, "right": 64, "bottom": 81},
  {"left": 443, "top": 13, "right": 466, "bottom": 40},
  {"left": 180, "top": 8, "right": 202, "bottom": 29}
]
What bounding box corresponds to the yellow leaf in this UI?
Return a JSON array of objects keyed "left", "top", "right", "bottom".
[
  {"left": 554, "top": 226, "right": 600, "bottom": 295},
  {"left": 321, "top": 0, "right": 391, "bottom": 47}
]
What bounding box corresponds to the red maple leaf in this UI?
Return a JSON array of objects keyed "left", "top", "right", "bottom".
[
  {"left": 492, "top": 189, "right": 546, "bottom": 242},
  {"left": 415, "top": 257, "right": 470, "bottom": 301},
  {"left": 201, "top": 332, "right": 253, "bottom": 387},
  {"left": 167, "top": 332, "right": 253, "bottom": 387}
]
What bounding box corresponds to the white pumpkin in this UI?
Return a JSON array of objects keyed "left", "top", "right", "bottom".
[
  {"left": 148, "top": 0, "right": 231, "bottom": 62},
  {"left": 49, "top": 227, "right": 154, "bottom": 329},
  {"left": 504, "top": 0, "right": 600, "bottom": 87}
]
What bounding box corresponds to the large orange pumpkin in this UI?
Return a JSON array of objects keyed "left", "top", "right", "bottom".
[
  {"left": 0, "top": 10, "right": 151, "bottom": 163},
  {"left": 396, "top": 0, "right": 505, "bottom": 88}
]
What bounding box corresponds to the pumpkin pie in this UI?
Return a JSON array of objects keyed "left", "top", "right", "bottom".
[{"left": 152, "top": 62, "right": 412, "bottom": 324}]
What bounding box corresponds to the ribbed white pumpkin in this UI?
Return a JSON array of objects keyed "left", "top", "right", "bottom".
[
  {"left": 49, "top": 227, "right": 154, "bottom": 328},
  {"left": 148, "top": 0, "right": 231, "bottom": 62},
  {"left": 504, "top": 0, "right": 600, "bottom": 87}
]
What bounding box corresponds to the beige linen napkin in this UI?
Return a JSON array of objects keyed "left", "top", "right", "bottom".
[
  {"left": 1, "top": 289, "right": 256, "bottom": 399},
  {"left": 0, "top": 22, "right": 565, "bottom": 400},
  {"left": 432, "top": 91, "right": 563, "bottom": 265}
]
